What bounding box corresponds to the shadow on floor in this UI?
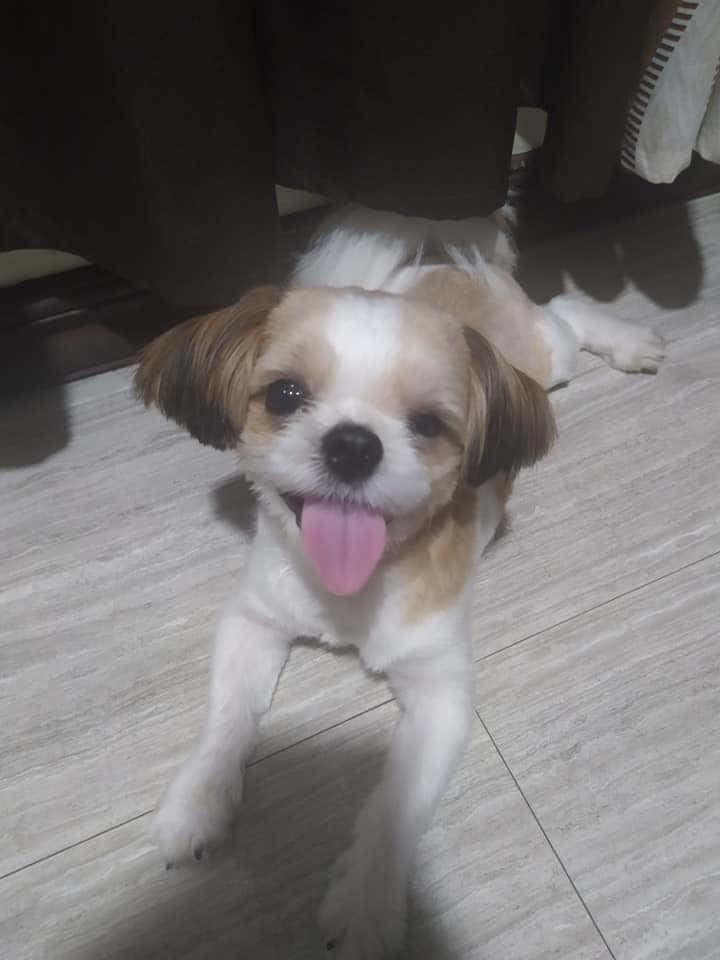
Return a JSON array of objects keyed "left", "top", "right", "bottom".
[
  {"left": 212, "top": 474, "right": 258, "bottom": 539},
  {"left": 74, "top": 730, "right": 465, "bottom": 960},
  {"left": 517, "top": 198, "right": 704, "bottom": 308},
  {"left": 2, "top": 197, "right": 704, "bottom": 472},
  {"left": 0, "top": 329, "right": 70, "bottom": 467}
]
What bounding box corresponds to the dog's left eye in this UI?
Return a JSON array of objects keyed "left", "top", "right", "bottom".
[
  {"left": 265, "top": 379, "right": 307, "bottom": 414},
  {"left": 408, "top": 411, "right": 445, "bottom": 438}
]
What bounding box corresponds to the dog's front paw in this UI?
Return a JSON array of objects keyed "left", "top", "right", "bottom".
[
  {"left": 153, "top": 760, "right": 239, "bottom": 868},
  {"left": 318, "top": 846, "right": 406, "bottom": 959},
  {"left": 607, "top": 325, "right": 666, "bottom": 373}
]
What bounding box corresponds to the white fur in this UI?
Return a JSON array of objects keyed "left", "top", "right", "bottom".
[
  {"left": 548, "top": 294, "right": 666, "bottom": 373},
  {"left": 153, "top": 205, "right": 664, "bottom": 959},
  {"left": 292, "top": 203, "right": 517, "bottom": 290}
]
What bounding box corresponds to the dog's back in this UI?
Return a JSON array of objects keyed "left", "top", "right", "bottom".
[
  {"left": 292, "top": 204, "right": 555, "bottom": 386},
  {"left": 292, "top": 203, "right": 517, "bottom": 291}
]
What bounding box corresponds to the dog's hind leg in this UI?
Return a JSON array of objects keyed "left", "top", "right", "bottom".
[
  {"left": 547, "top": 294, "right": 666, "bottom": 375},
  {"left": 536, "top": 307, "right": 582, "bottom": 388}
]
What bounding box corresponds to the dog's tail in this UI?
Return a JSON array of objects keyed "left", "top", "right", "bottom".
[{"left": 292, "top": 203, "right": 517, "bottom": 292}]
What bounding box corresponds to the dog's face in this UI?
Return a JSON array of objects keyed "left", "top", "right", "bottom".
[
  {"left": 136, "top": 285, "right": 554, "bottom": 594},
  {"left": 244, "top": 288, "right": 472, "bottom": 542}
]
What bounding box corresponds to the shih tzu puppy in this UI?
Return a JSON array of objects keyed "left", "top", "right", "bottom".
[{"left": 135, "top": 205, "right": 664, "bottom": 958}]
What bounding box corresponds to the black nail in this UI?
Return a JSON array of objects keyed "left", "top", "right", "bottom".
[
  {"left": 325, "top": 940, "right": 336, "bottom": 951},
  {"left": 193, "top": 846, "right": 204, "bottom": 861}
]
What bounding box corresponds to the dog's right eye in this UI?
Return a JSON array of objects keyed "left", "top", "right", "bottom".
[{"left": 265, "top": 379, "right": 307, "bottom": 415}]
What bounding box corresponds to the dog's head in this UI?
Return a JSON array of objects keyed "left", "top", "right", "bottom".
[{"left": 136, "top": 285, "right": 554, "bottom": 594}]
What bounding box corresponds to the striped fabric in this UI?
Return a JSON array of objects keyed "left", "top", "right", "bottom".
[{"left": 621, "top": 0, "right": 720, "bottom": 183}]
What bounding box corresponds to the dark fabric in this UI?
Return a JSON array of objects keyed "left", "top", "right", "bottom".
[
  {"left": 0, "top": 3, "right": 279, "bottom": 309},
  {"left": 0, "top": 2, "right": 656, "bottom": 308},
  {"left": 539, "top": 0, "right": 656, "bottom": 202},
  {"left": 258, "top": 2, "right": 521, "bottom": 218}
]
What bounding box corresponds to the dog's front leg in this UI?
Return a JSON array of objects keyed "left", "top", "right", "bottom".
[
  {"left": 153, "top": 606, "right": 290, "bottom": 867},
  {"left": 319, "top": 647, "right": 473, "bottom": 958}
]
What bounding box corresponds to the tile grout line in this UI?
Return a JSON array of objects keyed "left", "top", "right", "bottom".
[
  {"left": 475, "top": 710, "right": 618, "bottom": 960},
  {"left": 0, "top": 696, "right": 397, "bottom": 884},
  {"left": 247, "top": 696, "right": 396, "bottom": 768},
  {"left": 5, "top": 549, "right": 718, "bottom": 884},
  {"left": 0, "top": 808, "right": 153, "bottom": 883},
  {"left": 477, "top": 546, "right": 720, "bottom": 664}
]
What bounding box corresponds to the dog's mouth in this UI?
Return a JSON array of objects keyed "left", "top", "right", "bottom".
[
  {"left": 281, "top": 493, "right": 305, "bottom": 525},
  {"left": 281, "top": 492, "right": 392, "bottom": 526},
  {"left": 280, "top": 492, "right": 388, "bottom": 596}
]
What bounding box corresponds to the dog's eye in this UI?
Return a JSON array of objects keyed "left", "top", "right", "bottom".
[
  {"left": 408, "top": 411, "right": 445, "bottom": 438},
  {"left": 265, "top": 379, "right": 307, "bottom": 415}
]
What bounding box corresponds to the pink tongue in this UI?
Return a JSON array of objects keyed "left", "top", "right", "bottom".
[{"left": 300, "top": 500, "right": 387, "bottom": 595}]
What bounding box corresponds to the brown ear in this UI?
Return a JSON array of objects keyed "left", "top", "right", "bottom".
[
  {"left": 463, "top": 326, "right": 556, "bottom": 486},
  {"left": 134, "top": 286, "right": 281, "bottom": 449}
]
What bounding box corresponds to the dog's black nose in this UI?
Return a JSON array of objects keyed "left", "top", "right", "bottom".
[{"left": 322, "top": 423, "right": 383, "bottom": 483}]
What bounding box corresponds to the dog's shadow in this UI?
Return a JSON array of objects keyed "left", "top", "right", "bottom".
[
  {"left": 212, "top": 474, "right": 258, "bottom": 538},
  {"left": 0, "top": 329, "right": 71, "bottom": 467},
  {"left": 77, "top": 731, "right": 464, "bottom": 960},
  {"left": 517, "top": 196, "right": 703, "bottom": 310}
]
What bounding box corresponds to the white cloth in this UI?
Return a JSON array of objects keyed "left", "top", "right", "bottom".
[
  {"left": 697, "top": 65, "right": 720, "bottom": 163},
  {"left": 621, "top": 0, "right": 720, "bottom": 184}
]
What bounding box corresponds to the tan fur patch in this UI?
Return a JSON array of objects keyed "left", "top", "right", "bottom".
[
  {"left": 135, "top": 285, "right": 281, "bottom": 449},
  {"left": 382, "top": 298, "right": 469, "bottom": 429},
  {"left": 410, "top": 265, "right": 553, "bottom": 388},
  {"left": 243, "top": 289, "right": 344, "bottom": 451},
  {"left": 242, "top": 394, "right": 283, "bottom": 447},
  {"left": 405, "top": 268, "right": 556, "bottom": 486},
  {"left": 400, "top": 486, "right": 479, "bottom": 623},
  {"left": 399, "top": 472, "right": 512, "bottom": 624},
  {"left": 412, "top": 432, "right": 465, "bottom": 519},
  {"left": 254, "top": 289, "right": 339, "bottom": 396}
]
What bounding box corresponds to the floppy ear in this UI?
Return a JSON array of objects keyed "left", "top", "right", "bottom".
[
  {"left": 463, "top": 326, "right": 556, "bottom": 486},
  {"left": 134, "top": 285, "right": 281, "bottom": 449}
]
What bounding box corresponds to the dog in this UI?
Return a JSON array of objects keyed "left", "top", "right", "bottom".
[{"left": 135, "top": 205, "right": 664, "bottom": 958}]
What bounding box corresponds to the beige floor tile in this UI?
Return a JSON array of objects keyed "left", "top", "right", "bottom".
[
  {"left": 473, "top": 304, "right": 720, "bottom": 658},
  {"left": 0, "top": 705, "right": 611, "bottom": 960},
  {"left": 476, "top": 554, "right": 720, "bottom": 960}
]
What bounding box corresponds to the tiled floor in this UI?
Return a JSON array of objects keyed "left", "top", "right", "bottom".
[{"left": 1, "top": 195, "right": 719, "bottom": 959}]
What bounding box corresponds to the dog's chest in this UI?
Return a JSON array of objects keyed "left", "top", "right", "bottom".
[{"left": 244, "top": 537, "right": 427, "bottom": 668}]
